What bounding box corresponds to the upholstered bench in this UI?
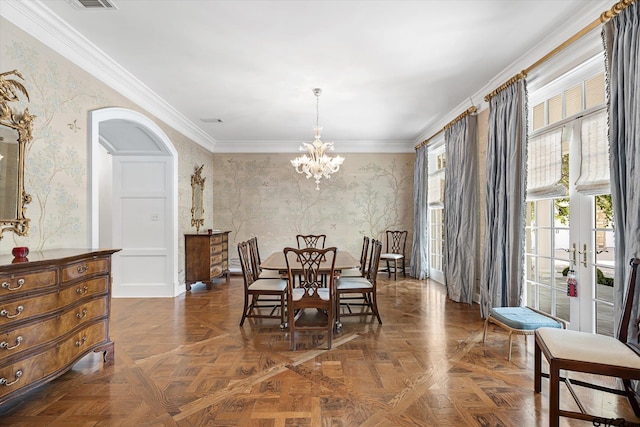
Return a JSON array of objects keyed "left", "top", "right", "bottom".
[{"left": 483, "top": 306, "right": 566, "bottom": 360}]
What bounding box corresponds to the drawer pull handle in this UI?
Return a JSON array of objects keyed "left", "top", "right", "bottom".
[
  {"left": 76, "top": 308, "right": 88, "bottom": 319},
  {"left": 77, "top": 265, "right": 89, "bottom": 274},
  {"left": 75, "top": 336, "right": 87, "bottom": 347},
  {"left": 1, "top": 279, "right": 24, "bottom": 291},
  {"left": 0, "top": 306, "right": 24, "bottom": 319},
  {"left": 76, "top": 285, "right": 89, "bottom": 295},
  {"left": 0, "top": 370, "right": 23, "bottom": 387},
  {"left": 0, "top": 336, "right": 23, "bottom": 350}
]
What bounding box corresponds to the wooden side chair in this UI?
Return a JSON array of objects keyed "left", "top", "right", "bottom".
[
  {"left": 340, "top": 236, "right": 369, "bottom": 278},
  {"left": 238, "top": 241, "right": 287, "bottom": 328},
  {"left": 284, "top": 246, "right": 337, "bottom": 350},
  {"left": 380, "top": 230, "right": 407, "bottom": 280},
  {"left": 335, "top": 239, "right": 383, "bottom": 328},
  {"left": 247, "top": 236, "right": 281, "bottom": 279},
  {"left": 534, "top": 257, "right": 640, "bottom": 426},
  {"left": 296, "top": 234, "right": 326, "bottom": 249}
]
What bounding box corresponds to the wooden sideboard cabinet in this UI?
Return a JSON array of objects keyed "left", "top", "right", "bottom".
[
  {"left": 0, "top": 248, "right": 119, "bottom": 408},
  {"left": 184, "top": 232, "right": 230, "bottom": 291}
]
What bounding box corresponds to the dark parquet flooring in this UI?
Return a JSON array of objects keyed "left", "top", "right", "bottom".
[{"left": 0, "top": 274, "right": 638, "bottom": 426}]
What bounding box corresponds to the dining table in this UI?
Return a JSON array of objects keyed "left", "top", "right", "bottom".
[{"left": 260, "top": 250, "right": 360, "bottom": 273}]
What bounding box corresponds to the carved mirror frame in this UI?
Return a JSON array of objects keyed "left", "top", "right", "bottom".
[
  {"left": 190, "top": 164, "right": 205, "bottom": 234},
  {"left": 0, "top": 70, "right": 34, "bottom": 240}
]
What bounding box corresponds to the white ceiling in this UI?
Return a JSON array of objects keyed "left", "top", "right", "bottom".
[{"left": 3, "top": 0, "right": 610, "bottom": 153}]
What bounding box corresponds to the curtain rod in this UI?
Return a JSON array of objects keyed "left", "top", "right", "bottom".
[
  {"left": 484, "top": 0, "right": 636, "bottom": 103},
  {"left": 415, "top": 106, "right": 478, "bottom": 150}
]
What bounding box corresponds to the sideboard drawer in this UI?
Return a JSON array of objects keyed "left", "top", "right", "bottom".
[
  {"left": 0, "top": 269, "right": 57, "bottom": 296},
  {"left": 61, "top": 258, "right": 110, "bottom": 284}
]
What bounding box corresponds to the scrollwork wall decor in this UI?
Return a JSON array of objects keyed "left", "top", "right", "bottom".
[
  {"left": 191, "top": 164, "right": 205, "bottom": 233},
  {"left": 0, "top": 70, "right": 34, "bottom": 240}
]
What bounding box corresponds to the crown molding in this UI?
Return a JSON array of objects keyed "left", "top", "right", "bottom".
[
  {"left": 213, "top": 140, "right": 415, "bottom": 154},
  {"left": 0, "top": 0, "right": 216, "bottom": 152}
]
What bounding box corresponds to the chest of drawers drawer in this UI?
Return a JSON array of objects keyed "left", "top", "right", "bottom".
[
  {"left": 0, "top": 298, "right": 107, "bottom": 362},
  {"left": 0, "top": 320, "right": 108, "bottom": 401},
  {"left": 0, "top": 276, "right": 108, "bottom": 329},
  {"left": 0, "top": 269, "right": 57, "bottom": 295}
]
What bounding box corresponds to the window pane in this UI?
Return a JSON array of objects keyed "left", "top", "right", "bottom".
[
  {"left": 533, "top": 102, "right": 545, "bottom": 130},
  {"left": 565, "top": 83, "right": 582, "bottom": 117},
  {"left": 548, "top": 94, "right": 562, "bottom": 124},
  {"left": 585, "top": 73, "right": 605, "bottom": 109},
  {"left": 526, "top": 282, "right": 536, "bottom": 307}
]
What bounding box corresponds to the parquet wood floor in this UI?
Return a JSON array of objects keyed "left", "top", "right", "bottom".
[{"left": 1, "top": 275, "right": 638, "bottom": 426}]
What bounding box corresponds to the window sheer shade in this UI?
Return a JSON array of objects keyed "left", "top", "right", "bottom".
[
  {"left": 527, "top": 127, "right": 567, "bottom": 200},
  {"left": 576, "top": 109, "right": 609, "bottom": 195}
]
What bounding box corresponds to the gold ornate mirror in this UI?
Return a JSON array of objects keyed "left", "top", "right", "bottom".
[
  {"left": 190, "top": 164, "right": 205, "bottom": 233},
  {"left": 0, "top": 70, "right": 34, "bottom": 240}
]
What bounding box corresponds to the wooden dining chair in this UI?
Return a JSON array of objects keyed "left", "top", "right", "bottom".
[
  {"left": 380, "top": 230, "right": 407, "bottom": 280},
  {"left": 247, "top": 236, "right": 282, "bottom": 279},
  {"left": 296, "top": 234, "right": 326, "bottom": 249},
  {"left": 340, "top": 236, "right": 369, "bottom": 278},
  {"left": 534, "top": 257, "right": 640, "bottom": 426},
  {"left": 335, "top": 239, "right": 383, "bottom": 327},
  {"left": 238, "top": 241, "right": 287, "bottom": 328},
  {"left": 284, "top": 246, "right": 337, "bottom": 350}
]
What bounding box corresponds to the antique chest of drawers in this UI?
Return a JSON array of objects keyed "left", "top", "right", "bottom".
[
  {"left": 184, "top": 232, "right": 230, "bottom": 291},
  {"left": 0, "top": 249, "right": 119, "bottom": 407}
]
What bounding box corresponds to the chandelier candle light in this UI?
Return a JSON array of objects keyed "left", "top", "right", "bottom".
[{"left": 291, "top": 88, "right": 344, "bottom": 190}]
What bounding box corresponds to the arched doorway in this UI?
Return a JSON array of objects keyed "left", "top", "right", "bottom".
[{"left": 89, "top": 108, "right": 179, "bottom": 297}]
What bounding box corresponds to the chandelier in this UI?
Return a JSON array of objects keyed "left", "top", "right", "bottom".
[{"left": 291, "top": 88, "right": 344, "bottom": 190}]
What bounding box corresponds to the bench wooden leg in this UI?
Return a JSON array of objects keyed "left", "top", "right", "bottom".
[
  {"left": 482, "top": 317, "right": 490, "bottom": 342},
  {"left": 508, "top": 332, "right": 513, "bottom": 361}
]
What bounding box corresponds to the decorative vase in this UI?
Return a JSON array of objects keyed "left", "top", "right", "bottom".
[{"left": 12, "top": 246, "right": 29, "bottom": 259}]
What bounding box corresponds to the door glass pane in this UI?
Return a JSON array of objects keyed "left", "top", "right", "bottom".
[
  {"left": 538, "top": 229, "right": 552, "bottom": 257},
  {"left": 539, "top": 285, "right": 552, "bottom": 314},
  {"left": 539, "top": 258, "right": 553, "bottom": 286},
  {"left": 555, "top": 289, "right": 570, "bottom": 322},
  {"left": 595, "top": 301, "right": 614, "bottom": 336},
  {"left": 526, "top": 255, "right": 536, "bottom": 281},
  {"left": 596, "top": 266, "right": 614, "bottom": 300}
]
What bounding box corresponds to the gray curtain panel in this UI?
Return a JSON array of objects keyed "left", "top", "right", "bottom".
[
  {"left": 480, "top": 80, "right": 528, "bottom": 318},
  {"left": 411, "top": 144, "right": 429, "bottom": 279},
  {"left": 443, "top": 115, "right": 478, "bottom": 303},
  {"left": 603, "top": 2, "right": 640, "bottom": 335}
]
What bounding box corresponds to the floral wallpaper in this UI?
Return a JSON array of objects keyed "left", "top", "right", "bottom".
[{"left": 212, "top": 153, "right": 415, "bottom": 266}]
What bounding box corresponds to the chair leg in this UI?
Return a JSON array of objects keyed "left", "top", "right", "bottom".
[
  {"left": 393, "top": 260, "right": 398, "bottom": 280},
  {"left": 402, "top": 257, "right": 406, "bottom": 277},
  {"left": 386, "top": 260, "right": 391, "bottom": 278},
  {"left": 534, "top": 339, "right": 542, "bottom": 393},
  {"left": 549, "top": 363, "right": 560, "bottom": 427}
]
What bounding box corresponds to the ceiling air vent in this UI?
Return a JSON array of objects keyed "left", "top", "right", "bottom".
[{"left": 68, "top": 0, "right": 117, "bottom": 9}]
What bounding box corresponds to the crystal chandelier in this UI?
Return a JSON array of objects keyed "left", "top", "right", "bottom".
[{"left": 291, "top": 88, "right": 344, "bottom": 190}]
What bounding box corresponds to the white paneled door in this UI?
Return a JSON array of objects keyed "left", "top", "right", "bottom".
[{"left": 111, "top": 156, "right": 173, "bottom": 297}]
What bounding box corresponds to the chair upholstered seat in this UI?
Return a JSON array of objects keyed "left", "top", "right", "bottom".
[
  {"left": 339, "top": 268, "right": 364, "bottom": 277},
  {"left": 258, "top": 269, "right": 283, "bottom": 279},
  {"left": 291, "top": 287, "right": 330, "bottom": 301},
  {"left": 536, "top": 327, "right": 640, "bottom": 369},
  {"left": 380, "top": 253, "right": 403, "bottom": 260},
  {"left": 248, "top": 278, "right": 286, "bottom": 292},
  {"left": 336, "top": 277, "right": 373, "bottom": 290}
]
